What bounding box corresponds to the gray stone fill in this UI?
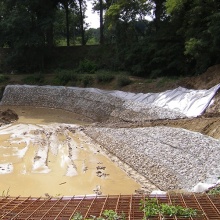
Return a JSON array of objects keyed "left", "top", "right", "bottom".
[
  {"left": 0, "top": 85, "right": 186, "bottom": 122},
  {"left": 84, "top": 126, "right": 220, "bottom": 190}
]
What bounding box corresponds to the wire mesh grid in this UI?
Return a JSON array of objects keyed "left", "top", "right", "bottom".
[{"left": 0, "top": 194, "right": 220, "bottom": 219}]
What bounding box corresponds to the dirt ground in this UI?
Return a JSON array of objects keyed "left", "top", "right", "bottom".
[{"left": 0, "top": 106, "right": 145, "bottom": 196}]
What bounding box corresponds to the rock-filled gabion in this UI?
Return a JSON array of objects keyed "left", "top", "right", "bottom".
[
  {"left": 0, "top": 85, "right": 186, "bottom": 122},
  {"left": 84, "top": 126, "right": 220, "bottom": 190},
  {"left": 1, "top": 85, "right": 123, "bottom": 121}
]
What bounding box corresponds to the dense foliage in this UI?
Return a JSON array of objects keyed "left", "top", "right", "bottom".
[{"left": 0, "top": 0, "right": 219, "bottom": 76}]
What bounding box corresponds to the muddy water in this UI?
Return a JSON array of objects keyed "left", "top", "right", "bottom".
[{"left": 0, "top": 106, "right": 140, "bottom": 197}]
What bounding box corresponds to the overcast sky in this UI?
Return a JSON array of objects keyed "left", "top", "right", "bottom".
[
  {"left": 85, "top": 1, "right": 100, "bottom": 29},
  {"left": 85, "top": 2, "right": 153, "bottom": 29}
]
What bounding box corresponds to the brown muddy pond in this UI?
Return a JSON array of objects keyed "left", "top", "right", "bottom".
[{"left": 0, "top": 106, "right": 140, "bottom": 197}]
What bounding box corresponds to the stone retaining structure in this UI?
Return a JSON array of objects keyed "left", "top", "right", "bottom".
[
  {"left": 0, "top": 85, "right": 123, "bottom": 122},
  {"left": 0, "top": 85, "right": 185, "bottom": 122},
  {"left": 84, "top": 126, "right": 220, "bottom": 190}
]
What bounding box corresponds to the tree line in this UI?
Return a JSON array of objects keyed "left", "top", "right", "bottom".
[{"left": 0, "top": 0, "right": 219, "bottom": 77}]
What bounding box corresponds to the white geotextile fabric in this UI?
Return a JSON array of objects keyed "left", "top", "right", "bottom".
[
  {"left": 86, "top": 83, "right": 220, "bottom": 117},
  {"left": 1, "top": 84, "right": 219, "bottom": 118}
]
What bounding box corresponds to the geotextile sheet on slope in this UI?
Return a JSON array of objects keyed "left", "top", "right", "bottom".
[
  {"left": 1, "top": 84, "right": 220, "bottom": 121},
  {"left": 92, "top": 83, "right": 220, "bottom": 117}
]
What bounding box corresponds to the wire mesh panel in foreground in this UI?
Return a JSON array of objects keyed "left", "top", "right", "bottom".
[{"left": 0, "top": 194, "right": 220, "bottom": 219}]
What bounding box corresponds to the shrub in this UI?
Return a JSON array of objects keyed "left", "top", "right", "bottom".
[
  {"left": 79, "top": 75, "right": 94, "bottom": 87},
  {"left": 0, "top": 74, "right": 9, "bottom": 83},
  {"left": 77, "top": 59, "right": 98, "bottom": 74},
  {"left": 96, "top": 72, "right": 115, "bottom": 83},
  {"left": 22, "top": 74, "right": 44, "bottom": 85},
  {"left": 54, "top": 70, "right": 78, "bottom": 85},
  {"left": 140, "top": 198, "right": 199, "bottom": 219},
  {"left": 116, "top": 75, "right": 132, "bottom": 88}
]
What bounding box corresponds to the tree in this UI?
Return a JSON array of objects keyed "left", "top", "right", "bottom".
[
  {"left": 91, "top": 0, "right": 111, "bottom": 44},
  {"left": 99, "top": 0, "right": 104, "bottom": 44},
  {"left": 0, "top": 0, "right": 58, "bottom": 48},
  {"left": 0, "top": 0, "right": 59, "bottom": 71},
  {"left": 78, "top": 0, "right": 86, "bottom": 45},
  {"left": 153, "top": 0, "right": 166, "bottom": 30},
  {"left": 105, "top": 0, "right": 152, "bottom": 45},
  {"left": 59, "top": 0, "right": 76, "bottom": 46},
  {"left": 166, "top": 0, "right": 220, "bottom": 74},
  {"left": 106, "top": 0, "right": 151, "bottom": 24},
  {"left": 59, "top": 0, "right": 70, "bottom": 46}
]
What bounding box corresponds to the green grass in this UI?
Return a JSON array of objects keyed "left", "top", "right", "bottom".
[
  {"left": 156, "top": 76, "right": 180, "bottom": 88},
  {"left": 207, "top": 186, "right": 220, "bottom": 195}
]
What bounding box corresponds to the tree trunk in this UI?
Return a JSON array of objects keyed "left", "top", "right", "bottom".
[
  {"left": 99, "top": 0, "right": 104, "bottom": 44},
  {"left": 154, "top": 0, "right": 165, "bottom": 31},
  {"left": 79, "top": 0, "right": 85, "bottom": 45},
  {"left": 64, "top": 2, "right": 70, "bottom": 46}
]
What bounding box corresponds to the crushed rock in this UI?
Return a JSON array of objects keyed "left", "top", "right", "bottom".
[
  {"left": 0, "top": 85, "right": 186, "bottom": 123},
  {"left": 84, "top": 126, "right": 220, "bottom": 191}
]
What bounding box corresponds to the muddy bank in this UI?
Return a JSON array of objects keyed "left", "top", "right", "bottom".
[
  {"left": 104, "top": 116, "right": 220, "bottom": 140},
  {"left": 0, "top": 106, "right": 144, "bottom": 197},
  {"left": 145, "top": 116, "right": 220, "bottom": 140}
]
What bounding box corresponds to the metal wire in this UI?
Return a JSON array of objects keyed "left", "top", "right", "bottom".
[{"left": 0, "top": 194, "right": 220, "bottom": 220}]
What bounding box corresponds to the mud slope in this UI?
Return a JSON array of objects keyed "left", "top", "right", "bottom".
[{"left": 109, "top": 116, "right": 220, "bottom": 140}]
